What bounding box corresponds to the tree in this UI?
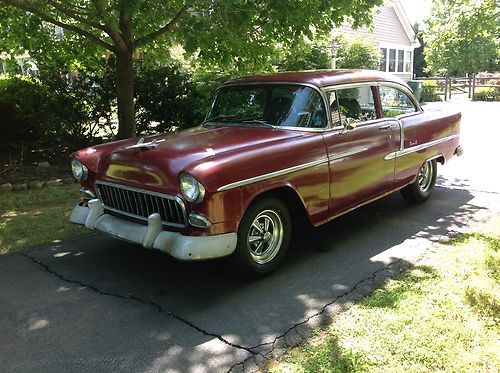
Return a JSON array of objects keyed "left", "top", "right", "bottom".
[
  {"left": 0, "top": 0, "right": 383, "bottom": 138},
  {"left": 276, "top": 33, "right": 380, "bottom": 72},
  {"left": 424, "top": 0, "right": 499, "bottom": 76},
  {"left": 334, "top": 34, "right": 380, "bottom": 70},
  {"left": 412, "top": 22, "right": 427, "bottom": 77}
]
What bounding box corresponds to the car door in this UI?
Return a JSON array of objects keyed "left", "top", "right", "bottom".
[{"left": 321, "top": 84, "right": 399, "bottom": 215}]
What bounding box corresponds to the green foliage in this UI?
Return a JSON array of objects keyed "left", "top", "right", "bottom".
[
  {"left": 473, "top": 86, "right": 500, "bottom": 101},
  {"left": 334, "top": 34, "right": 381, "bottom": 70},
  {"left": 421, "top": 80, "right": 442, "bottom": 102},
  {"left": 276, "top": 40, "right": 331, "bottom": 71},
  {"left": 277, "top": 33, "right": 381, "bottom": 72},
  {"left": 413, "top": 22, "right": 427, "bottom": 77},
  {"left": 134, "top": 63, "right": 204, "bottom": 133},
  {"left": 424, "top": 0, "right": 499, "bottom": 75}
]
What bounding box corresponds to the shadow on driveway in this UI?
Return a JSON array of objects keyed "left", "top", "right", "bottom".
[{"left": 0, "top": 184, "right": 482, "bottom": 372}]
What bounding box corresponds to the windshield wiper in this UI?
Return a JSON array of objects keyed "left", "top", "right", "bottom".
[
  {"left": 202, "top": 114, "right": 238, "bottom": 125},
  {"left": 239, "top": 118, "right": 275, "bottom": 128}
]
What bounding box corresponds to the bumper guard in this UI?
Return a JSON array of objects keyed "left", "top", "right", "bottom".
[{"left": 70, "top": 199, "right": 237, "bottom": 261}]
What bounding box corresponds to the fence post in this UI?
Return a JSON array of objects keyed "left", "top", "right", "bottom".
[
  {"left": 444, "top": 77, "right": 448, "bottom": 101},
  {"left": 472, "top": 74, "right": 476, "bottom": 101},
  {"left": 468, "top": 75, "right": 472, "bottom": 98}
]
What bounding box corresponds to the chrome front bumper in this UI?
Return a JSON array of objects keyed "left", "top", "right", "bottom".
[{"left": 70, "top": 199, "right": 237, "bottom": 261}]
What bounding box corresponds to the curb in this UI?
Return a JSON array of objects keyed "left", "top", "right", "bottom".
[{"left": 0, "top": 178, "right": 76, "bottom": 194}]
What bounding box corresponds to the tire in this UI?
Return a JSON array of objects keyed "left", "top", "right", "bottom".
[
  {"left": 229, "top": 197, "right": 291, "bottom": 277},
  {"left": 400, "top": 159, "right": 437, "bottom": 204}
]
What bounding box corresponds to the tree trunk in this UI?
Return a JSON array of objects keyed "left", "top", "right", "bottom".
[{"left": 115, "top": 49, "right": 136, "bottom": 139}]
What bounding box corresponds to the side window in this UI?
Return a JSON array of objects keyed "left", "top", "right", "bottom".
[
  {"left": 380, "top": 86, "right": 417, "bottom": 118},
  {"left": 269, "top": 87, "right": 326, "bottom": 128},
  {"left": 327, "top": 85, "right": 377, "bottom": 127}
]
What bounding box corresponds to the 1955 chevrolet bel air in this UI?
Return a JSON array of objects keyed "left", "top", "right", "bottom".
[{"left": 70, "top": 70, "right": 462, "bottom": 276}]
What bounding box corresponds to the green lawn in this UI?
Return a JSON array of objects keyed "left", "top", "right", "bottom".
[
  {"left": 0, "top": 185, "right": 85, "bottom": 254},
  {"left": 270, "top": 216, "right": 500, "bottom": 372}
]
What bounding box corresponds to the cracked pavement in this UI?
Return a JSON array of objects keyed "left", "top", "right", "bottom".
[{"left": 1, "top": 101, "right": 499, "bottom": 372}]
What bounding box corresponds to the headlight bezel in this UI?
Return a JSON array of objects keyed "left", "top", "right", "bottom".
[
  {"left": 179, "top": 172, "right": 206, "bottom": 203},
  {"left": 71, "top": 158, "right": 88, "bottom": 181}
]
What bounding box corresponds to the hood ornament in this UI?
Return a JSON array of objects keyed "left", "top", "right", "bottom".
[{"left": 126, "top": 137, "right": 164, "bottom": 151}]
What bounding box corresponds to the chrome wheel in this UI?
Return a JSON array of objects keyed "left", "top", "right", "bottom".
[
  {"left": 418, "top": 161, "right": 434, "bottom": 192},
  {"left": 247, "top": 209, "right": 284, "bottom": 265}
]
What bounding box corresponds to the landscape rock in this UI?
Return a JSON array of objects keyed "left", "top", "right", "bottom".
[
  {"left": 28, "top": 181, "right": 45, "bottom": 189},
  {"left": 45, "top": 180, "right": 63, "bottom": 188},
  {"left": 12, "top": 183, "right": 28, "bottom": 191},
  {"left": 0, "top": 183, "right": 13, "bottom": 193},
  {"left": 37, "top": 161, "right": 51, "bottom": 168}
]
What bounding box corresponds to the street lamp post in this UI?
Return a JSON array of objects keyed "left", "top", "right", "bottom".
[{"left": 330, "top": 39, "right": 338, "bottom": 70}]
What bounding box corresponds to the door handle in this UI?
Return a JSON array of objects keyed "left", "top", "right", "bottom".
[{"left": 378, "top": 124, "right": 391, "bottom": 130}]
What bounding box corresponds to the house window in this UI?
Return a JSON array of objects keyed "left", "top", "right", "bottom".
[
  {"left": 379, "top": 48, "right": 387, "bottom": 72},
  {"left": 397, "top": 50, "right": 404, "bottom": 72},
  {"left": 388, "top": 49, "right": 396, "bottom": 72},
  {"left": 378, "top": 47, "right": 413, "bottom": 75},
  {"left": 405, "top": 51, "right": 413, "bottom": 73}
]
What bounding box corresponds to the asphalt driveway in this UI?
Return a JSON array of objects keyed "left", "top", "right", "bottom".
[{"left": 1, "top": 101, "right": 499, "bottom": 372}]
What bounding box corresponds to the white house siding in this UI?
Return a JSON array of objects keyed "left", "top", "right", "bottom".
[{"left": 336, "top": 4, "right": 416, "bottom": 81}]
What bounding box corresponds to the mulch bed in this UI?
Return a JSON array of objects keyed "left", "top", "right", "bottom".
[{"left": 0, "top": 164, "right": 73, "bottom": 185}]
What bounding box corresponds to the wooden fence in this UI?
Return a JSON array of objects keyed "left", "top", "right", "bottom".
[{"left": 413, "top": 75, "right": 500, "bottom": 101}]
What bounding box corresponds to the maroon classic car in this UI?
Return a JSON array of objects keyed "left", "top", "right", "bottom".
[{"left": 70, "top": 70, "right": 462, "bottom": 276}]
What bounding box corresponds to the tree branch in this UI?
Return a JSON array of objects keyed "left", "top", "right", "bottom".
[
  {"left": 46, "top": 0, "right": 106, "bottom": 31},
  {"left": 91, "top": 0, "right": 128, "bottom": 52},
  {"left": 0, "top": 0, "right": 115, "bottom": 51},
  {"left": 133, "top": 4, "right": 189, "bottom": 48}
]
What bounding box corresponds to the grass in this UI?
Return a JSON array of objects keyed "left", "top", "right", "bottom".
[
  {"left": 270, "top": 216, "right": 500, "bottom": 372},
  {"left": 0, "top": 184, "right": 85, "bottom": 254}
]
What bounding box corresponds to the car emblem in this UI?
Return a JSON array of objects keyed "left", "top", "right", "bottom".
[{"left": 126, "top": 137, "right": 164, "bottom": 151}]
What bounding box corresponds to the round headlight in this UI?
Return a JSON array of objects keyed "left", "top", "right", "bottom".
[
  {"left": 71, "top": 158, "right": 88, "bottom": 181},
  {"left": 179, "top": 172, "right": 205, "bottom": 203}
]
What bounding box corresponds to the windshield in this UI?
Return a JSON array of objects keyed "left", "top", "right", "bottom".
[{"left": 205, "top": 84, "right": 327, "bottom": 129}]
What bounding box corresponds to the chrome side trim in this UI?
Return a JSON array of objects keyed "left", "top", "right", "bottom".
[
  {"left": 217, "top": 157, "right": 328, "bottom": 192},
  {"left": 328, "top": 147, "right": 369, "bottom": 162},
  {"left": 384, "top": 134, "right": 459, "bottom": 160}
]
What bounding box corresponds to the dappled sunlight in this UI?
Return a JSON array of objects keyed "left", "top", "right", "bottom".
[{"left": 27, "top": 318, "right": 49, "bottom": 331}]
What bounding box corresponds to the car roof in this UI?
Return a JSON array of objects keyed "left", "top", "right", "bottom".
[{"left": 223, "top": 69, "right": 410, "bottom": 90}]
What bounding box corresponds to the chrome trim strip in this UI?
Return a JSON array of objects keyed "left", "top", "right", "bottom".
[
  {"left": 217, "top": 157, "right": 328, "bottom": 192},
  {"left": 94, "top": 180, "right": 188, "bottom": 228},
  {"left": 328, "top": 147, "right": 369, "bottom": 162},
  {"left": 384, "top": 134, "right": 459, "bottom": 160}
]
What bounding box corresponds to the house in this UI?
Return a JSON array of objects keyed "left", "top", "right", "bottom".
[{"left": 337, "top": 0, "right": 420, "bottom": 81}]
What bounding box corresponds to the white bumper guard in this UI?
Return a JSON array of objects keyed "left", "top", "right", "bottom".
[{"left": 70, "top": 199, "right": 237, "bottom": 260}]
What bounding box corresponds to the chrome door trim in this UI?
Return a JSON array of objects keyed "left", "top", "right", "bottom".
[
  {"left": 217, "top": 157, "right": 329, "bottom": 192},
  {"left": 384, "top": 134, "right": 459, "bottom": 160}
]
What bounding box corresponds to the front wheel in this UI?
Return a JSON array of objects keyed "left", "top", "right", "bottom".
[
  {"left": 400, "top": 159, "right": 437, "bottom": 204},
  {"left": 229, "top": 197, "right": 291, "bottom": 277}
]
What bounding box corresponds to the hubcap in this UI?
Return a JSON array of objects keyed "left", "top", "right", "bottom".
[
  {"left": 418, "top": 161, "right": 434, "bottom": 192},
  {"left": 247, "top": 210, "right": 284, "bottom": 265}
]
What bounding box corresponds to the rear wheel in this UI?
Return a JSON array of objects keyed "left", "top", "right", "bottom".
[
  {"left": 229, "top": 197, "right": 291, "bottom": 277},
  {"left": 400, "top": 159, "right": 437, "bottom": 204}
]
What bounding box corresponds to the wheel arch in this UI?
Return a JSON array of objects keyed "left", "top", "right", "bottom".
[{"left": 239, "top": 184, "right": 312, "bottom": 228}]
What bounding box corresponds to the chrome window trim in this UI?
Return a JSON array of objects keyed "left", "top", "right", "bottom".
[
  {"left": 217, "top": 157, "right": 329, "bottom": 192},
  {"left": 94, "top": 180, "right": 188, "bottom": 228},
  {"left": 384, "top": 134, "right": 459, "bottom": 160},
  {"left": 216, "top": 82, "right": 333, "bottom": 130}
]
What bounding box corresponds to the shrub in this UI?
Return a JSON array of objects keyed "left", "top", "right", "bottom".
[
  {"left": 421, "top": 80, "right": 442, "bottom": 102},
  {"left": 473, "top": 86, "right": 500, "bottom": 101},
  {"left": 0, "top": 77, "right": 52, "bottom": 157}
]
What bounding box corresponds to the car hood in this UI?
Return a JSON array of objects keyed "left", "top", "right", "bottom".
[{"left": 75, "top": 125, "right": 304, "bottom": 193}]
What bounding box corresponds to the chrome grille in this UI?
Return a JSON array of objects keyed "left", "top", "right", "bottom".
[{"left": 95, "top": 181, "right": 187, "bottom": 228}]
